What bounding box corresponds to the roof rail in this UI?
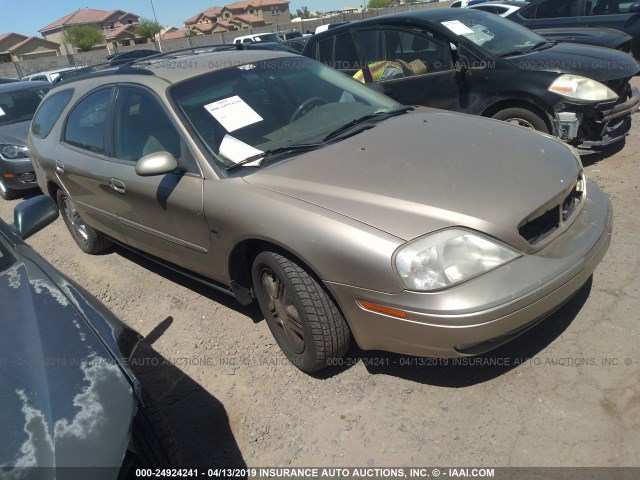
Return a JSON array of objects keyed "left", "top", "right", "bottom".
[
  {"left": 51, "top": 64, "right": 155, "bottom": 88},
  {"left": 126, "top": 43, "right": 246, "bottom": 66}
]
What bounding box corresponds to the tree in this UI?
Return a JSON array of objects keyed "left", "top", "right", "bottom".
[
  {"left": 136, "top": 18, "right": 163, "bottom": 41},
  {"left": 63, "top": 25, "right": 105, "bottom": 52},
  {"left": 295, "top": 6, "right": 311, "bottom": 18},
  {"left": 367, "top": 0, "right": 392, "bottom": 8}
]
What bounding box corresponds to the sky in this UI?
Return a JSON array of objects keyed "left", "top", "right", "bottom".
[{"left": 0, "top": 0, "right": 356, "bottom": 37}]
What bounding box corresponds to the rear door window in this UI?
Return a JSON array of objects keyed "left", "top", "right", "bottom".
[
  {"left": 63, "top": 88, "right": 112, "bottom": 154},
  {"left": 31, "top": 89, "right": 73, "bottom": 138}
]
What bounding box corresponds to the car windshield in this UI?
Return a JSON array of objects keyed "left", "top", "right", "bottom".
[
  {"left": 170, "top": 56, "right": 400, "bottom": 169},
  {"left": 0, "top": 86, "right": 49, "bottom": 126},
  {"left": 439, "top": 11, "right": 548, "bottom": 56}
]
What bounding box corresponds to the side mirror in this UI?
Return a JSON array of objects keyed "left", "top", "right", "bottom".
[
  {"left": 629, "top": 3, "right": 640, "bottom": 13},
  {"left": 135, "top": 151, "right": 178, "bottom": 177},
  {"left": 12, "top": 195, "right": 59, "bottom": 240}
]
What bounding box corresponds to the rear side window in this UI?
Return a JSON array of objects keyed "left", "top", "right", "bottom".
[
  {"left": 31, "top": 89, "right": 73, "bottom": 138},
  {"left": 521, "top": 0, "right": 581, "bottom": 18},
  {"left": 333, "top": 32, "right": 359, "bottom": 70},
  {"left": 63, "top": 88, "right": 111, "bottom": 154}
]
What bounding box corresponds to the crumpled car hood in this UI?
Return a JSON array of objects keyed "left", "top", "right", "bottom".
[
  {"left": 0, "top": 257, "right": 135, "bottom": 473},
  {"left": 245, "top": 110, "right": 580, "bottom": 250},
  {"left": 509, "top": 42, "right": 639, "bottom": 80}
]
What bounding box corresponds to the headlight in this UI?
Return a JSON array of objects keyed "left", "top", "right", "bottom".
[
  {"left": 394, "top": 229, "right": 520, "bottom": 291},
  {"left": 548, "top": 74, "right": 618, "bottom": 103},
  {"left": 0, "top": 144, "right": 29, "bottom": 160}
]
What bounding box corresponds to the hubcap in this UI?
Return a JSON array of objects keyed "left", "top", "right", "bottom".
[
  {"left": 261, "top": 269, "right": 304, "bottom": 353},
  {"left": 62, "top": 197, "right": 89, "bottom": 243},
  {"left": 505, "top": 117, "right": 535, "bottom": 129}
]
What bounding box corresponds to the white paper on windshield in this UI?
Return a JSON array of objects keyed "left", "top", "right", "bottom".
[
  {"left": 219, "top": 134, "right": 264, "bottom": 166},
  {"left": 204, "top": 95, "right": 263, "bottom": 132},
  {"left": 0, "top": 106, "right": 5, "bottom": 116},
  {"left": 441, "top": 20, "right": 475, "bottom": 36}
]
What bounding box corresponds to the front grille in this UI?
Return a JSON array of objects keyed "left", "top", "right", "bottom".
[{"left": 519, "top": 173, "right": 586, "bottom": 244}]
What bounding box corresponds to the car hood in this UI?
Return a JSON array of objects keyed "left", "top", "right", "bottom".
[
  {"left": 244, "top": 110, "right": 580, "bottom": 251},
  {"left": 509, "top": 42, "right": 640, "bottom": 80},
  {"left": 0, "top": 256, "right": 136, "bottom": 471},
  {"left": 534, "top": 27, "right": 633, "bottom": 50},
  {"left": 0, "top": 120, "right": 30, "bottom": 146}
]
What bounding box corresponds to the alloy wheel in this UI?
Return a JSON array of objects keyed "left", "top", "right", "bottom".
[{"left": 260, "top": 268, "right": 305, "bottom": 353}]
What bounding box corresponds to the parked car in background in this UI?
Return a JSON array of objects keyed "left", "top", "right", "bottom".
[
  {"left": 275, "top": 29, "right": 303, "bottom": 41},
  {"left": 233, "top": 32, "right": 282, "bottom": 44},
  {"left": 469, "top": 1, "right": 634, "bottom": 52},
  {"left": 507, "top": 0, "right": 640, "bottom": 57},
  {"left": 283, "top": 36, "right": 311, "bottom": 53},
  {"left": 30, "top": 50, "right": 611, "bottom": 372},
  {"left": 468, "top": 0, "right": 528, "bottom": 16},
  {"left": 0, "top": 195, "right": 180, "bottom": 475},
  {"left": 302, "top": 9, "right": 640, "bottom": 152},
  {"left": 0, "top": 81, "right": 49, "bottom": 199},
  {"left": 107, "top": 49, "right": 158, "bottom": 66},
  {"left": 314, "top": 22, "right": 349, "bottom": 34},
  {"left": 450, "top": 0, "right": 492, "bottom": 7},
  {"left": 22, "top": 66, "right": 83, "bottom": 83},
  {"left": 0, "top": 77, "right": 19, "bottom": 84}
]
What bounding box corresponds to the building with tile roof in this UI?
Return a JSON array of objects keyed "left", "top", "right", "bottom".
[
  {"left": 184, "top": 0, "right": 289, "bottom": 35},
  {"left": 0, "top": 32, "right": 61, "bottom": 63},
  {"left": 39, "top": 8, "right": 149, "bottom": 53}
]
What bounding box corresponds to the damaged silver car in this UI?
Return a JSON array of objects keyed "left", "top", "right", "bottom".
[{"left": 29, "top": 51, "right": 612, "bottom": 372}]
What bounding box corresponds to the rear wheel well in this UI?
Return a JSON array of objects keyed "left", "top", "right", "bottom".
[{"left": 482, "top": 99, "right": 552, "bottom": 132}]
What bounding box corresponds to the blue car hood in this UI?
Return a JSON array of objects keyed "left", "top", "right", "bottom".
[{"left": 0, "top": 257, "right": 136, "bottom": 472}]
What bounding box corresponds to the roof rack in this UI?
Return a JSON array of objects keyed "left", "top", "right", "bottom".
[
  {"left": 50, "top": 63, "right": 155, "bottom": 88},
  {"left": 51, "top": 42, "right": 295, "bottom": 88}
]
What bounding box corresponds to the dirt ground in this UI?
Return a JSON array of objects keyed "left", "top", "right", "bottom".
[{"left": 2, "top": 79, "right": 640, "bottom": 470}]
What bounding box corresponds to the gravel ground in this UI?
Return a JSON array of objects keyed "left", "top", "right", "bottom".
[{"left": 2, "top": 79, "right": 640, "bottom": 469}]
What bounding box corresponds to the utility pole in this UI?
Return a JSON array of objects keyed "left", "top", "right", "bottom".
[{"left": 149, "top": 0, "right": 163, "bottom": 52}]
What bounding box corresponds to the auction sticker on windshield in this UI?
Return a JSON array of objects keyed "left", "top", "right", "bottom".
[
  {"left": 204, "top": 95, "right": 263, "bottom": 132},
  {"left": 441, "top": 20, "right": 475, "bottom": 35},
  {"left": 0, "top": 106, "right": 5, "bottom": 116}
]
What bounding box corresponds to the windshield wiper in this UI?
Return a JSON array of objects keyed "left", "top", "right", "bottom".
[
  {"left": 322, "top": 106, "right": 413, "bottom": 142},
  {"left": 500, "top": 41, "right": 555, "bottom": 57},
  {"left": 225, "top": 143, "right": 323, "bottom": 171}
]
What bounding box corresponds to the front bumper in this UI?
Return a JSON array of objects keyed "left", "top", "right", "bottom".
[
  {"left": 326, "top": 180, "right": 612, "bottom": 358},
  {"left": 554, "top": 86, "right": 640, "bottom": 152},
  {"left": 0, "top": 157, "right": 38, "bottom": 191}
]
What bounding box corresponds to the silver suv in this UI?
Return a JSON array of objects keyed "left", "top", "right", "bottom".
[{"left": 29, "top": 50, "right": 612, "bottom": 372}]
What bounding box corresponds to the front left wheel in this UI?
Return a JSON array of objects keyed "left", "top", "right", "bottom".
[{"left": 251, "top": 250, "right": 350, "bottom": 372}]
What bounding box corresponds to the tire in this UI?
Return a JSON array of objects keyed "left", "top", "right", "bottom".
[
  {"left": 492, "top": 107, "right": 550, "bottom": 134},
  {"left": 252, "top": 250, "right": 351, "bottom": 372},
  {"left": 119, "top": 391, "right": 182, "bottom": 478},
  {"left": 0, "top": 178, "right": 17, "bottom": 200},
  {"left": 57, "top": 189, "right": 112, "bottom": 254}
]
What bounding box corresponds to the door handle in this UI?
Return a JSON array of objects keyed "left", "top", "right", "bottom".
[
  {"left": 55, "top": 160, "right": 65, "bottom": 174},
  {"left": 108, "top": 178, "right": 127, "bottom": 194}
]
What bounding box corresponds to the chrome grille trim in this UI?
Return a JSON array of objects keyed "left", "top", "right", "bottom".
[{"left": 518, "top": 172, "right": 586, "bottom": 245}]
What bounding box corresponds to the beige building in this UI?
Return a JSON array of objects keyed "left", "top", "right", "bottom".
[
  {"left": 0, "top": 32, "right": 61, "bottom": 63},
  {"left": 39, "top": 8, "right": 149, "bottom": 53},
  {"left": 184, "top": 0, "right": 290, "bottom": 35}
]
